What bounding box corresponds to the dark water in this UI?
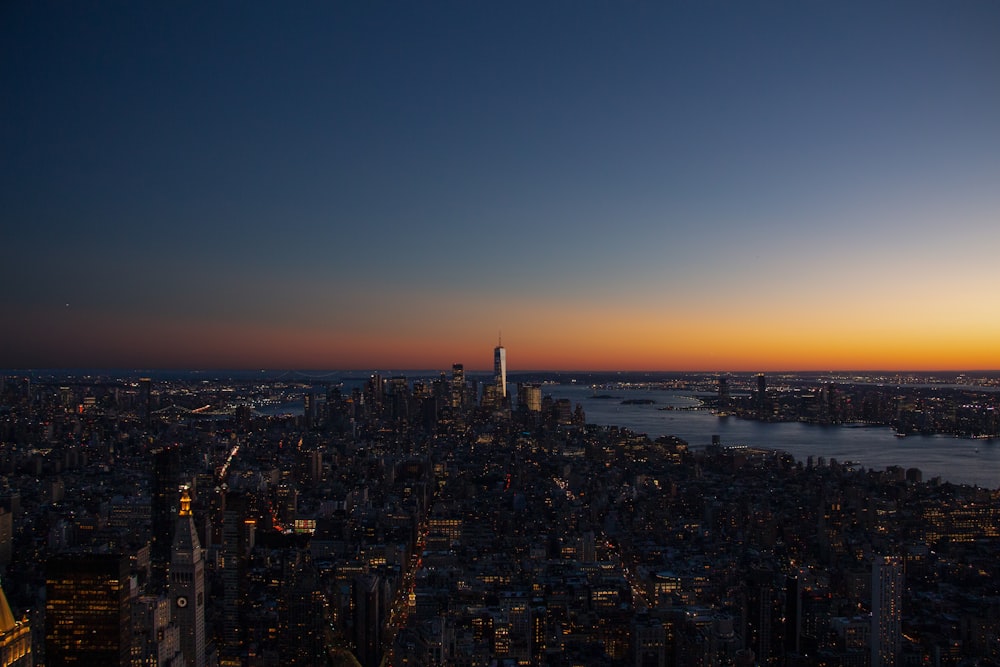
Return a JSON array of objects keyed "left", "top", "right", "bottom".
[{"left": 543, "top": 384, "right": 1000, "bottom": 489}]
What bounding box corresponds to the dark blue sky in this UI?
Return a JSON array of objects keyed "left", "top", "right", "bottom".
[{"left": 3, "top": 1, "right": 1000, "bottom": 370}]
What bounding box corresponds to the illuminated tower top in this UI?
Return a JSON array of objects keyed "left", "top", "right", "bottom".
[
  {"left": 179, "top": 486, "right": 193, "bottom": 517},
  {"left": 494, "top": 335, "right": 507, "bottom": 398},
  {"left": 172, "top": 485, "right": 206, "bottom": 667}
]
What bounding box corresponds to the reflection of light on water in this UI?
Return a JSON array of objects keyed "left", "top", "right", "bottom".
[{"left": 545, "top": 385, "right": 1000, "bottom": 488}]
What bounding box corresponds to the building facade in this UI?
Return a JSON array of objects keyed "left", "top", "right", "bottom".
[
  {"left": 171, "top": 487, "right": 206, "bottom": 667},
  {"left": 45, "top": 553, "right": 131, "bottom": 666}
]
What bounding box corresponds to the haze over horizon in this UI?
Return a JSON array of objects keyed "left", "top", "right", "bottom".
[{"left": 4, "top": 2, "right": 999, "bottom": 372}]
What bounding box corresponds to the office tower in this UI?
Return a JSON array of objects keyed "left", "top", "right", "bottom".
[
  {"left": 219, "top": 491, "right": 250, "bottom": 660},
  {"left": 784, "top": 574, "right": 802, "bottom": 657},
  {"left": 275, "top": 483, "right": 297, "bottom": 526},
  {"left": 303, "top": 391, "right": 316, "bottom": 428},
  {"left": 756, "top": 373, "right": 767, "bottom": 418},
  {"left": 517, "top": 383, "right": 542, "bottom": 413},
  {"left": 58, "top": 386, "right": 73, "bottom": 411},
  {"left": 365, "top": 373, "right": 385, "bottom": 417},
  {"left": 388, "top": 376, "right": 410, "bottom": 422},
  {"left": 451, "top": 364, "right": 465, "bottom": 410},
  {"left": 744, "top": 568, "right": 776, "bottom": 664},
  {"left": 871, "top": 555, "right": 903, "bottom": 667},
  {"left": 45, "top": 553, "right": 132, "bottom": 667},
  {"left": 171, "top": 487, "right": 206, "bottom": 667},
  {"left": 151, "top": 445, "right": 182, "bottom": 592},
  {"left": 133, "top": 595, "right": 182, "bottom": 666},
  {"left": 718, "top": 377, "right": 730, "bottom": 408},
  {"left": 278, "top": 555, "right": 327, "bottom": 666},
  {"left": 632, "top": 612, "right": 666, "bottom": 667},
  {"left": 0, "top": 584, "right": 31, "bottom": 667},
  {"left": 353, "top": 574, "right": 383, "bottom": 667},
  {"left": 494, "top": 338, "right": 507, "bottom": 399}
]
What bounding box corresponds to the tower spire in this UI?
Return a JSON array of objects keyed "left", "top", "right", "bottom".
[
  {"left": 179, "top": 485, "right": 193, "bottom": 517},
  {"left": 493, "top": 336, "right": 507, "bottom": 399},
  {"left": 172, "top": 485, "right": 206, "bottom": 667}
]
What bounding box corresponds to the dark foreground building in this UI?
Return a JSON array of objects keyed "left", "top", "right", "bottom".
[{"left": 45, "top": 553, "right": 131, "bottom": 666}]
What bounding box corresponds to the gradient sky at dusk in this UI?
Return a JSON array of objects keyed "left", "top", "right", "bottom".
[{"left": 3, "top": 1, "right": 1000, "bottom": 371}]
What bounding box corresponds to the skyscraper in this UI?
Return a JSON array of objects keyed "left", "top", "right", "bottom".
[
  {"left": 171, "top": 486, "right": 206, "bottom": 667},
  {"left": 353, "top": 574, "right": 383, "bottom": 667},
  {"left": 494, "top": 337, "right": 507, "bottom": 399},
  {"left": 756, "top": 373, "right": 768, "bottom": 419},
  {"left": 0, "top": 583, "right": 31, "bottom": 667},
  {"left": 451, "top": 363, "right": 465, "bottom": 410},
  {"left": 517, "top": 383, "right": 542, "bottom": 413},
  {"left": 151, "top": 445, "right": 182, "bottom": 592},
  {"left": 219, "top": 491, "right": 251, "bottom": 660},
  {"left": 45, "top": 553, "right": 132, "bottom": 666},
  {"left": 718, "top": 377, "right": 730, "bottom": 410},
  {"left": 871, "top": 555, "right": 903, "bottom": 667}
]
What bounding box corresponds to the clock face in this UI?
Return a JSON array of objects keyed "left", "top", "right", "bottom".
[{"left": 176, "top": 596, "right": 188, "bottom": 608}]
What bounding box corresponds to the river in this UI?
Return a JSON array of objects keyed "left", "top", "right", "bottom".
[{"left": 542, "top": 384, "right": 1000, "bottom": 489}]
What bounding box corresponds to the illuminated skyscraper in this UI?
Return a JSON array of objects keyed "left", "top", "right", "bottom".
[
  {"left": 871, "top": 555, "right": 903, "bottom": 667},
  {"left": 517, "top": 383, "right": 542, "bottom": 413},
  {"left": 451, "top": 363, "right": 465, "bottom": 410},
  {"left": 171, "top": 486, "right": 206, "bottom": 667},
  {"left": 494, "top": 337, "right": 507, "bottom": 399},
  {"left": 0, "top": 583, "right": 31, "bottom": 667},
  {"left": 45, "top": 553, "right": 132, "bottom": 666}
]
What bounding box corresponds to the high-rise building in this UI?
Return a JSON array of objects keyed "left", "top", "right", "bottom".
[
  {"left": 303, "top": 391, "right": 317, "bottom": 428},
  {"left": 277, "top": 554, "right": 327, "bottom": 666},
  {"left": 517, "top": 383, "right": 542, "bottom": 413},
  {"left": 756, "top": 373, "right": 768, "bottom": 419},
  {"left": 353, "top": 574, "right": 383, "bottom": 667},
  {"left": 366, "top": 373, "right": 384, "bottom": 418},
  {"left": 45, "top": 553, "right": 132, "bottom": 667},
  {"left": 871, "top": 555, "right": 903, "bottom": 667},
  {"left": 151, "top": 445, "right": 182, "bottom": 592},
  {"left": 784, "top": 574, "right": 802, "bottom": 657},
  {"left": 133, "top": 595, "right": 182, "bottom": 666},
  {"left": 451, "top": 364, "right": 465, "bottom": 410},
  {"left": 744, "top": 567, "right": 776, "bottom": 664},
  {"left": 0, "top": 583, "right": 31, "bottom": 667},
  {"left": 494, "top": 338, "right": 507, "bottom": 399},
  {"left": 171, "top": 487, "right": 206, "bottom": 667},
  {"left": 219, "top": 491, "right": 251, "bottom": 661}
]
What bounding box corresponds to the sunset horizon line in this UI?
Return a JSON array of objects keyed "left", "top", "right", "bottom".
[{"left": 5, "top": 366, "right": 1000, "bottom": 376}]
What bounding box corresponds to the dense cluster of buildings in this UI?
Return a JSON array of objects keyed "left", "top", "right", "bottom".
[
  {"left": 720, "top": 373, "right": 1000, "bottom": 437},
  {"left": 1, "top": 350, "right": 1000, "bottom": 666}
]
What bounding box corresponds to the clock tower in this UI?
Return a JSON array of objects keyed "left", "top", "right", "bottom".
[{"left": 171, "top": 486, "right": 206, "bottom": 667}]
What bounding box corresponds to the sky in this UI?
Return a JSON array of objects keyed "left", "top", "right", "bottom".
[{"left": 3, "top": 1, "right": 1000, "bottom": 372}]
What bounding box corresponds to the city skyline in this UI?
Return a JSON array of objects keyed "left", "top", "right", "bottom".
[{"left": 3, "top": 2, "right": 1000, "bottom": 372}]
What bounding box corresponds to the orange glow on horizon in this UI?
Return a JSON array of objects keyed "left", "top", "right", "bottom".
[{"left": 10, "top": 298, "right": 1000, "bottom": 372}]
